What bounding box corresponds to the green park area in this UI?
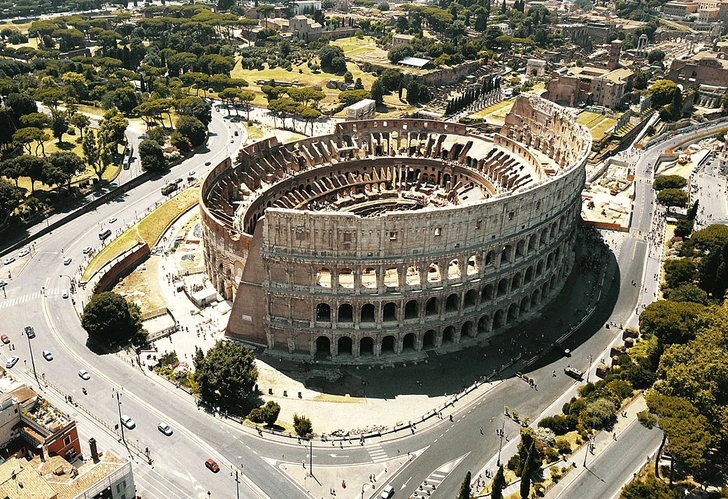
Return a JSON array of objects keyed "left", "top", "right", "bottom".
[
  {"left": 467, "top": 98, "right": 516, "bottom": 124},
  {"left": 576, "top": 111, "right": 618, "bottom": 141},
  {"left": 82, "top": 187, "right": 200, "bottom": 282}
]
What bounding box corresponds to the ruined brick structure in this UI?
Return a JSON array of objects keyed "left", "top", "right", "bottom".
[{"left": 200, "top": 95, "right": 591, "bottom": 362}]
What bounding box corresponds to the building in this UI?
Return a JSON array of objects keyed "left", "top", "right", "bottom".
[
  {"left": 667, "top": 50, "right": 728, "bottom": 86},
  {"left": 546, "top": 65, "right": 634, "bottom": 109},
  {"left": 526, "top": 59, "right": 547, "bottom": 77},
  {"left": 662, "top": 1, "right": 699, "bottom": 17},
  {"left": 391, "top": 33, "right": 414, "bottom": 48},
  {"left": 345, "top": 99, "right": 376, "bottom": 120},
  {"left": 293, "top": 0, "right": 321, "bottom": 15},
  {"left": 288, "top": 15, "right": 322, "bottom": 40},
  {"left": 200, "top": 95, "right": 591, "bottom": 362}
]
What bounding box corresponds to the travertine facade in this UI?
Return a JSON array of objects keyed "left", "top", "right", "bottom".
[{"left": 200, "top": 95, "right": 591, "bottom": 362}]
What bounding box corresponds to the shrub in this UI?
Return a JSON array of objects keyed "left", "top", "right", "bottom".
[
  {"left": 293, "top": 414, "right": 313, "bottom": 436},
  {"left": 555, "top": 436, "right": 571, "bottom": 455},
  {"left": 248, "top": 408, "right": 263, "bottom": 423}
]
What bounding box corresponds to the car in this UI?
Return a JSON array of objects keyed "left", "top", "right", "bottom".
[
  {"left": 381, "top": 485, "right": 395, "bottom": 499},
  {"left": 42, "top": 350, "right": 53, "bottom": 361},
  {"left": 230, "top": 139, "right": 234, "bottom": 143},
  {"left": 62, "top": 290, "right": 68, "bottom": 299},
  {"left": 157, "top": 422, "right": 173, "bottom": 436},
  {"left": 78, "top": 369, "right": 90, "bottom": 380},
  {"left": 120, "top": 414, "right": 136, "bottom": 429},
  {"left": 3, "top": 257, "right": 15, "bottom": 265},
  {"left": 24, "top": 326, "right": 35, "bottom": 339},
  {"left": 5, "top": 356, "right": 18, "bottom": 369},
  {"left": 109, "top": 217, "right": 117, "bottom": 224},
  {"left": 205, "top": 459, "right": 220, "bottom": 473},
  {"left": 63, "top": 257, "right": 72, "bottom": 265},
  {"left": 564, "top": 367, "right": 584, "bottom": 380},
  {"left": 175, "top": 177, "right": 184, "bottom": 184},
  {"left": 205, "top": 160, "right": 211, "bottom": 165},
  {"left": 82, "top": 246, "right": 93, "bottom": 255},
  {"left": 17, "top": 248, "right": 30, "bottom": 258},
  {"left": 0, "top": 335, "right": 9, "bottom": 344}
]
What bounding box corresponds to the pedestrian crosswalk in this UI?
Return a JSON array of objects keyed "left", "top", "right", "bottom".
[
  {"left": 366, "top": 443, "right": 389, "bottom": 463},
  {"left": 409, "top": 470, "right": 445, "bottom": 498},
  {"left": 0, "top": 288, "right": 64, "bottom": 309}
]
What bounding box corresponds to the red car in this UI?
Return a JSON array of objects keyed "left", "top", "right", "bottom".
[
  {"left": 205, "top": 459, "right": 220, "bottom": 473},
  {"left": 1, "top": 334, "right": 9, "bottom": 344}
]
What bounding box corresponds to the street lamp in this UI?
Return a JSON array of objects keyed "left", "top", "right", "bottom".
[
  {"left": 496, "top": 415, "right": 506, "bottom": 467},
  {"left": 113, "top": 389, "right": 126, "bottom": 444},
  {"left": 25, "top": 326, "right": 39, "bottom": 385},
  {"left": 585, "top": 354, "right": 593, "bottom": 384}
]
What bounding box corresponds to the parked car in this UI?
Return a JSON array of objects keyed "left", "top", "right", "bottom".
[
  {"left": 62, "top": 290, "right": 69, "bottom": 299},
  {"left": 25, "top": 326, "right": 35, "bottom": 339},
  {"left": 3, "top": 257, "right": 15, "bottom": 265},
  {"left": 564, "top": 367, "right": 584, "bottom": 380},
  {"left": 157, "top": 422, "right": 173, "bottom": 436},
  {"left": 78, "top": 369, "right": 90, "bottom": 380},
  {"left": 82, "top": 246, "right": 93, "bottom": 255},
  {"left": 381, "top": 485, "right": 395, "bottom": 498},
  {"left": 109, "top": 217, "right": 117, "bottom": 224},
  {"left": 205, "top": 459, "right": 220, "bottom": 473},
  {"left": 42, "top": 350, "right": 53, "bottom": 361},
  {"left": 121, "top": 414, "right": 136, "bottom": 429},
  {"left": 5, "top": 356, "right": 18, "bottom": 368},
  {"left": 63, "top": 257, "right": 72, "bottom": 265},
  {"left": 17, "top": 248, "right": 30, "bottom": 257},
  {"left": 1, "top": 334, "right": 9, "bottom": 344}
]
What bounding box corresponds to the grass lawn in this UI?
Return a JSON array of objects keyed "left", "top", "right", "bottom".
[
  {"left": 468, "top": 98, "right": 516, "bottom": 120},
  {"left": 83, "top": 187, "right": 200, "bottom": 281},
  {"left": 245, "top": 124, "right": 265, "bottom": 142},
  {"left": 576, "top": 111, "right": 603, "bottom": 125},
  {"left": 591, "top": 118, "right": 618, "bottom": 140}
]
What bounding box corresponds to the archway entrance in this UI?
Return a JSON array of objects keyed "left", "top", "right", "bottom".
[
  {"left": 360, "top": 337, "right": 374, "bottom": 356},
  {"left": 423, "top": 330, "right": 435, "bottom": 350},
  {"left": 381, "top": 335, "right": 395, "bottom": 354},
  {"left": 338, "top": 337, "right": 352, "bottom": 356},
  {"left": 403, "top": 333, "right": 416, "bottom": 351},
  {"left": 316, "top": 336, "right": 331, "bottom": 357}
]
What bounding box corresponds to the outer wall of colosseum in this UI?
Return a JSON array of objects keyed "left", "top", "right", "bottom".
[{"left": 200, "top": 95, "right": 591, "bottom": 363}]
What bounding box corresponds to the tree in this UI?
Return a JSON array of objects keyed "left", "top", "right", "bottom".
[
  {"left": 0, "top": 179, "right": 23, "bottom": 224},
  {"left": 667, "top": 283, "right": 707, "bottom": 305},
  {"left": 293, "top": 414, "right": 313, "bottom": 437},
  {"left": 647, "top": 49, "right": 665, "bottom": 65},
  {"left": 70, "top": 114, "right": 90, "bottom": 140},
  {"left": 639, "top": 300, "right": 704, "bottom": 348},
  {"left": 193, "top": 340, "right": 258, "bottom": 413},
  {"left": 491, "top": 465, "right": 506, "bottom": 499},
  {"left": 656, "top": 188, "right": 687, "bottom": 207},
  {"left": 652, "top": 175, "right": 686, "bottom": 191},
  {"left": 82, "top": 129, "right": 105, "bottom": 182},
  {"left": 49, "top": 110, "right": 69, "bottom": 144},
  {"left": 48, "top": 151, "right": 85, "bottom": 192},
  {"left": 81, "top": 291, "right": 145, "bottom": 346},
  {"left": 13, "top": 127, "right": 48, "bottom": 156},
  {"left": 649, "top": 80, "right": 678, "bottom": 108},
  {"left": 620, "top": 474, "right": 679, "bottom": 499},
  {"left": 260, "top": 400, "right": 281, "bottom": 427},
  {"left": 176, "top": 116, "right": 207, "bottom": 147},
  {"left": 176, "top": 96, "right": 212, "bottom": 126},
  {"left": 633, "top": 69, "right": 649, "bottom": 90},
  {"left": 520, "top": 442, "right": 535, "bottom": 499},
  {"left": 319, "top": 45, "right": 346, "bottom": 73},
  {"left": 457, "top": 471, "right": 471, "bottom": 499},
  {"left": 98, "top": 109, "right": 129, "bottom": 148},
  {"left": 388, "top": 43, "right": 414, "bottom": 63},
  {"left": 19, "top": 112, "right": 48, "bottom": 129},
  {"left": 14, "top": 155, "right": 49, "bottom": 193},
  {"left": 663, "top": 258, "right": 696, "bottom": 289},
  {"left": 340, "top": 89, "right": 372, "bottom": 106},
  {"left": 139, "top": 139, "right": 168, "bottom": 172}
]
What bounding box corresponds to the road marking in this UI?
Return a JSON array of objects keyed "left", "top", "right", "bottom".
[
  {"left": 366, "top": 443, "right": 389, "bottom": 463},
  {"left": 401, "top": 477, "right": 411, "bottom": 490}
]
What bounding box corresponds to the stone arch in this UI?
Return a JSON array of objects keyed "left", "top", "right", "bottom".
[
  {"left": 445, "top": 293, "right": 459, "bottom": 313},
  {"left": 478, "top": 315, "right": 490, "bottom": 334},
  {"left": 482, "top": 283, "right": 494, "bottom": 301},
  {"left": 338, "top": 336, "right": 352, "bottom": 355},
  {"left": 383, "top": 302, "right": 397, "bottom": 322},
  {"left": 338, "top": 268, "right": 354, "bottom": 288},
  {"left": 316, "top": 303, "right": 331, "bottom": 321},
  {"left": 361, "top": 303, "right": 375, "bottom": 323},
  {"left": 316, "top": 267, "right": 331, "bottom": 288},
  {"left": 501, "top": 244, "right": 513, "bottom": 263},
  {"left": 384, "top": 266, "right": 399, "bottom": 288},
  {"left": 423, "top": 330, "right": 436, "bottom": 349},
  {"left": 403, "top": 333, "right": 416, "bottom": 351},
  {"left": 497, "top": 278, "right": 509, "bottom": 297},
  {"left": 531, "top": 288, "right": 540, "bottom": 305},
  {"left": 338, "top": 303, "right": 353, "bottom": 322},
  {"left": 405, "top": 300, "right": 419, "bottom": 320},
  {"left": 463, "top": 289, "right": 477, "bottom": 308},
  {"left": 462, "top": 321, "right": 475, "bottom": 338},
  {"left": 406, "top": 265, "right": 421, "bottom": 286},
  {"left": 360, "top": 337, "right": 374, "bottom": 356},
  {"left": 507, "top": 302, "right": 519, "bottom": 323},
  {"left": 527, "top": 235, "right": 537, "bottom": 253},
  {"left": 536, "top": 260, "right": 544, "bottom": 276},
  {"left": 494, "top": 309, "right": 506, "bottom": 328},
  {"left": 361, "top": 267, "right": 377, "bottom": 288},
  {"left": 485, "top": 250, "right": 494, "bottom": 266},
  {"left": 427, "top": 263, "right": 442, "bottom": 282},
  {"left": 448, "top": 259, "right": 461, "bottom": 280},
  {"left": 512, "top": 273, "right": 522, "bottom": 289},
  {"left": 516, "top": 239, "right": 526, "bottom": 258},
  {"left": 426, "top": 297, "right": 440, "bottom": 316},
  {"left": 467, "top": 255, "right": 479, "bottom": 275},
  {"left": 316, "top": 336, "right": 331, "bottom": 357},
  {"left": 381, "top": 335, "right": 396, "bottom": 354},
  {"left": 525, "top": 266, "right": 534, "bottom": 284},
  {"left": 520, "top": 296, "right": 530, "bottom": 314},
  {"left": 443, "top": 326, "right": 455, "bottom": 344},
  {"left": 541, "top": 282, "right": 549, "bottom": 298},
  {"left": 540, "top": 229, "right": 548, "bottom": 247},
  {"left": 547, "top": 252, "right": 555, "bottom": 269}
]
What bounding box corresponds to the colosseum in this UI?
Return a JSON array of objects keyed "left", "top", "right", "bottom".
[{"left": 200, "top": 95, "right": 591, "bottom": 363}]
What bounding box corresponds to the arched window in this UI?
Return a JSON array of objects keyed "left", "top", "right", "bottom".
[
  {"left": 316, "top": 303, "right": 331, "bottom": 322},
  {"left": 405, "top": 300, "right": 419, "bottom": 320},
  {"left": 361, "top": 267, "right": 377, "bottom": 288},
  {"left": 383, "top": 302, "right": 397, "bottom": 322},
  {"left": 316, "top": 267, "right": 331, "bottom": 288},
  {"left": 338, "top": 268, "right": 354, "bottom": 288},
  {"left": 360, "top": 304, "right": 375, "bottom": 323},
  {"left": 338, "top": 304, "right": 353, "bottom": 322}
]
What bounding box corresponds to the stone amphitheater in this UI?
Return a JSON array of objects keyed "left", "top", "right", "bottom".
[{"left": 200, "top": 95, "right": 591, "bottom": 363}]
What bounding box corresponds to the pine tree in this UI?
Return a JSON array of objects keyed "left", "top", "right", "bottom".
[
  {"left": 491, "top": 465, "right": 506, "bottom": 499},
  {"left": 457, "top": 471, "right": 471, "bottom": 499}
]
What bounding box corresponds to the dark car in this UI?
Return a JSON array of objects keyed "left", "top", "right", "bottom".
[
  {"left": 564, "top": 367, "right": 584, "bottom": 380},
  {"left": 205, "top": 459, "right": 220, "bottom": 473},
  {"left": 24, "top": 326, "right": 35, "bottom": 339}
]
